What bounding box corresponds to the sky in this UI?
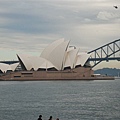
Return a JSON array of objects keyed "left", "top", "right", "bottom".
[{"left": 0, "top": 0, "right": 120, "bottom": 70}]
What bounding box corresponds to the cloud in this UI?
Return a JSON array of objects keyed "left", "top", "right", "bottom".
[
  {"left": 0, "top": 0, "right": 119, "bottom": 69},
  {"left": 0, "top": 30, "right": 60, "bottom": 52},
  {"left": 97, "top": 11, "right": 120, "bottom": 20}
]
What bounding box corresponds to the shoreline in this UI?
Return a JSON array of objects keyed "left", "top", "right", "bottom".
[{"left": 0, "top": 76, "right": 115, "bottom": 81}]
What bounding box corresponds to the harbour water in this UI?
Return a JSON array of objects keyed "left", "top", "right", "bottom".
[{"left": 0, "top": 79, "right": 120, "bottom": 120}]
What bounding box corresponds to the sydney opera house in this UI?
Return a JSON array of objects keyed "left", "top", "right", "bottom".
[
  {"left": 0, "top": 38, "right": 113, "bottom": 80},
  {"left": 17, "top": 38, "right": 91, "bottom": 71}
]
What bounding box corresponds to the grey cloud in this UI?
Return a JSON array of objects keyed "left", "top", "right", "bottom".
[
  {"left": 0, "top": 0, "right": 102, "bottom": 34},
  {"left": 97, "top": 11, "right": 120, "bottom": 21},
  {"left": 0, "top": 0, "right": 120, "bottom": 65}
]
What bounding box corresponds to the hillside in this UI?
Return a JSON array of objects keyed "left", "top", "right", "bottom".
[{"left": 94, "top": 68, "right": 120, "bottom": 77}]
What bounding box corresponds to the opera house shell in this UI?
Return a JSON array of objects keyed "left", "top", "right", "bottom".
[
  {"left": 17, "top": 38, "right": 91, "bottom": 71},
  {"left": 0, "top": 63, "right": 19, "bottom": 73},
  {"left": 0, "top": 38, "right": 96, "bottom": 80}
]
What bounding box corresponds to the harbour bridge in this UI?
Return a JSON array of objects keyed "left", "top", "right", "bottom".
[
  {"left": 87, "top": 39, "right": 120, "bottom": 68},
  {"left": 0, "top": 39, "right": 120, "bottom": 68}
]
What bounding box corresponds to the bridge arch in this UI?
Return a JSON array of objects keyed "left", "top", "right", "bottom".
[{"left": 87, "top": 39, "right": 120, "bottom": 68}]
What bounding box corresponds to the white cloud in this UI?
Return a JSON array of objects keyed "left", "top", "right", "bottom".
[
  {"left": 97, "top": 11, "right": 120, "bottom": 20},
  {"left": 0, "top": 0, "right": 119, "bottom": 68}
]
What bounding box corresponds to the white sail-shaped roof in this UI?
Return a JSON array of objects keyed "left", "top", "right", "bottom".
[
  {"left": 40, "top": 38, "right": 65, "bottom": 59},
  {"left": 0, "top": 63, "right": 9, "bottom": 73},
  {"left": 64, "top": 52, "right": 71, "bottom": 68},
  {"left": 39, "top": 61, "right": 54, "bottom": 69},
  {"left": 17, "top": 54, "right": 55, "bottom": 71},
  {"left": 10, "top": 63, "right": 19, "bottom": 71},
  {"left": 63, "top": 46, "right": 74, "bottom": 69},
  {"left": 64, "top": 48, "right": 79, "bottom": 69},
  {"left": 40, "top": 39, "right": 70, "bottom": 70},
  {"left": 29, "top": 56, "right": 55, "bottom": 70},
  {"left": 16, "top": 39, "right": 91, "bottom": 71},
  {"left": 0, "top": 63, "right": 19, "bottom": 73},
  {"left": 17, "top": 54, "right": 32, "bottom": 70},
  {"left": 69, "top": 48, "right": 79, "bottom": 68},
  {"left": 51, "top": 40, "right": 69, "bottom": 70},
  {"left": 75, "top": 53, "right": 90, "bottom": 66}
]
